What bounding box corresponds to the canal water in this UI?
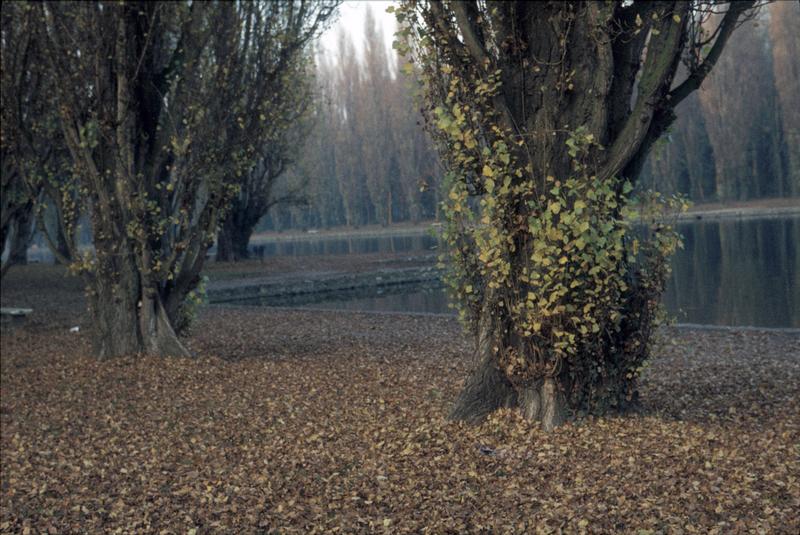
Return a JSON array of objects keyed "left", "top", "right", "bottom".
[{"left": 259, "top": 216, "right": 800, "bottom": 329}]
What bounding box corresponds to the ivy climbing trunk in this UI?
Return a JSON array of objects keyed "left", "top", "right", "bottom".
[{"left": 398, "top": 0, "right": 756, "bottom": 429}]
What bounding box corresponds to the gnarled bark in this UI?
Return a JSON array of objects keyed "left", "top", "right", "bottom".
[
  {"left": 407, "top": 0, "right": 756, "bottom": 430},
  {"left": 89, "top": 255, "right": 190, "bottom": 359}
]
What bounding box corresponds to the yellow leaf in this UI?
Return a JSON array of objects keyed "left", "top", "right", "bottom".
[{"left": 482, "top": 165, "right": 494, "bottom": 177}]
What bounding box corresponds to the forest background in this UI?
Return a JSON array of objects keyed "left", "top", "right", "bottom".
[{"left": 265, "top": 1, "right": 798, "bottom": 233}]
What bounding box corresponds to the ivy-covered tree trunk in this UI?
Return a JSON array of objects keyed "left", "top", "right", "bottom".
[{"left": 397, "top": 0, "right": 755, "bottom": 429}]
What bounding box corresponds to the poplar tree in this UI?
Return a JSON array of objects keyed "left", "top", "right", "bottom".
[{"left": 395, "top": 0, "right": 759, "bottom": 429}]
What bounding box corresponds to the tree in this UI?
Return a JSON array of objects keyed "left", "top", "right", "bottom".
[
  {"left": 638, "top": 5, "right": 798, "bottom": 203},
  {"left": 24, "top": 1, "right": 335, "bottom": 357},
  {"left": 698, "top": 12, "right": 786, "bottom": 200},
  {"left": 359, "top": 7, "right": 396, "bottom": 226},
  {"left": 267, "top": 17, "right": 441, "bottom": 232},
  {"left": 768, "top": 1, "right": 800, "bottom": 194},
  {"left": 389, "top": 51, "right": 441, "bottom": 223},
  {"left": 639, "top": 90, "right": 717, "bottom": 202},
  {"left": 215, "top": 44, "right": 321, "bottom": 261},
  {"left": 395, "top": 0, "right": 758, "bottom": 429},
  {"left": 1, "top": 1, "right": 35, "bottom": 279},
  {"left": 0, "top": 165, "right": 32, "bottom": 279},
  {"left": 288, "top": 49, "right": 345, "bottom": 230}
]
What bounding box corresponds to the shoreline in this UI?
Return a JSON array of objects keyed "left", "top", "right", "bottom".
[{"left": 250, "top": 202, "right": 799, "bottom": 243}]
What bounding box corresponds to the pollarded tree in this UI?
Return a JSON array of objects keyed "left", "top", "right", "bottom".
[
  {"left": 28, "top": 1, "right": 335, "bottom": 357},
  {"left": 1, "top": 1, "right": 75, "bottom": 279},
  {"left": 395, "top": 0, "right": 759, "bottom": 429},
  {"left": 216, "top": 47, "right": 320, "bottom": 261},
  {"left": 1, "top": 1, "right": 37, "bottom": 279}
]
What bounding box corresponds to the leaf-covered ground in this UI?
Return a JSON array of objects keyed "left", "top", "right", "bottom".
[{"left": 1, "top": 266, "right": 799, "bottom": 533}]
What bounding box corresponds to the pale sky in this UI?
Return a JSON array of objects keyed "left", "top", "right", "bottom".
[{"left": 319, "top": 1, "right": 398, "bottom": 61}]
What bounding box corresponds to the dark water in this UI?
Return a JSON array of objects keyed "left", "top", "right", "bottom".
[
  {"left": 664, "top": 216, "right": 799, "bottom": 328},
  {"left": 265, "top": 216, "right": 800, "bottom": 329}
]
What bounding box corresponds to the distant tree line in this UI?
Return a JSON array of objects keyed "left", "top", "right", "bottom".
[
  {"left": 257, "top": 2, "right": 798, "bottom": 238},
  {"left": 262, "top": 7, "right": 441, "bottom": 232},
  {"left": 639, "top": 3, "right": 800, "bottom": 201},
  {"left": 3, "top": 2, "right": 797, "bottom": 272}
]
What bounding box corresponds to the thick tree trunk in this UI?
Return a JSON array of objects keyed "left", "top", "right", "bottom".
[
  {"left": 518, "top": 378, "right": 567, "bottom": 432},
  {"left": 89, "top": 262, "right": 190, "bottom": 358},
  {"left": 216, "top": 227, "right": 234, "bottom": 262},
  {"left": 216, "top": 219, "right": 254, "bottom": 262},
  {"left": 9, "top": 202, "right": 34, "bottom": 266},
  {"left": 450, "top": 308, "right": 567, "bottom": 430},
  {"left": 449, "top": 355, "right": 518, "bottom": 423}
]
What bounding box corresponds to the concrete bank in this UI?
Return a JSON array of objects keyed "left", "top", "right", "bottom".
[{"left": 207, "top": 265, "right": 444, "bottom": 304}]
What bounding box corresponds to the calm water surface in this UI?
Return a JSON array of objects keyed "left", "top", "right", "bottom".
[{"left": 258, "top": 216, "right": 800, "bottom": 328}]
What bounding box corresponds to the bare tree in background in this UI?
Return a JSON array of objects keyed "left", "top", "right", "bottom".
[
  {"left": 271, "top": 13, "right": 440, "bottom": 231},
  {"left": 768, "top": 1, "right": 800, "bottom": 193},
  {"left": 698, "top": 11, "right": 786, "bottom": 200},
  {"left": 1, "top": 1, "right": 74, "bottom": 279},
  {"left": 215, "top": 33, "right": 324, "bottom": 261}
]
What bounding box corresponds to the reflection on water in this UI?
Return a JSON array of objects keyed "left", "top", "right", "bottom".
[
  {"left": 246, "top": 216, "right": 800, "bottom": 328},
  {"left": 665, "top": 216, "right": 799, "bottom": 328}
]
